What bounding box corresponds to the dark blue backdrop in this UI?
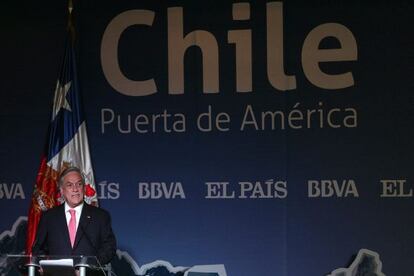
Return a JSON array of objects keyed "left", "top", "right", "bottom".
[{"left": 1, "top": 1, "right": 413, "bottom": 275}]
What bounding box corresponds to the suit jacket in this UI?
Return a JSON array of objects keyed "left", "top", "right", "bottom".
[{"left": 32, "top": 202, "right": 117, "bottom": 266}]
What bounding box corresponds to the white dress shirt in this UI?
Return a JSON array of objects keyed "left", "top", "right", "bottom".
[{"left": 64, "top": 202, "right": 84, "bottom": 231}]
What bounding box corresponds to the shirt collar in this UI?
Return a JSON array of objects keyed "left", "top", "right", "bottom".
[{"left": 64, "top": 202, "right": 84, "bottom": 214}]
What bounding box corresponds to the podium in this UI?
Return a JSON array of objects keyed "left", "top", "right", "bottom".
[{"left": 1, "top": 254, "right": 105, "bottom": 276}]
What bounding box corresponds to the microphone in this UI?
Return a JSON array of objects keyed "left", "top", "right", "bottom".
[
  {"left": 79, "top": 223, "right": 98, "bottom": 257},
  {"left": 79, "top": 222, "right": 108, "bottom": 275},
  {"left": 31, "top": 232, "right": 45, "bottom": 256},
  {"left": 31, "top": 236, "right": 39, "bottom": 253}
]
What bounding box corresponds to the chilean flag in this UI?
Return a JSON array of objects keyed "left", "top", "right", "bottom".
[{"left": 26, "top": 30, "right": 98, "bottom": 253}]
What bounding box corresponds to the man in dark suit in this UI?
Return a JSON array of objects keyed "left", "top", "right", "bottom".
[{"left": 32, "top": 166, "right": 117, "bottom": 272}]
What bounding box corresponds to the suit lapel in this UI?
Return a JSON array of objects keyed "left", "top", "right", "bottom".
[
  {"left": 73, "top": 203, "right": 91, "bottom": 249},
  {"left": 58, "top": 204, "right": 72, "bottom": 250}
]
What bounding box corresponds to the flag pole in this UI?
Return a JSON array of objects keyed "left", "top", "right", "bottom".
[{"left": 68, "top": 0, "right": 75, "bottom": 43}]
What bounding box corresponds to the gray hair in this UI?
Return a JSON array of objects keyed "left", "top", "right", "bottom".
[{"left": 58, "top": 166, "right": 85, "bottom": 188}]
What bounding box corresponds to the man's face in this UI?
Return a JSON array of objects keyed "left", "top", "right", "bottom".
[{"left": 60, "top": 171, "right": 84, "bottom": 208}]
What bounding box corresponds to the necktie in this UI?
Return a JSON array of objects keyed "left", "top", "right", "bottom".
[{"left": 69, "top": 209, "right": 76, "bottom": 247}]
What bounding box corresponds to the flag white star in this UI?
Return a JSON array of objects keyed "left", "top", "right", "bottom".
[{"left": 52, "top": 80, "right": 72, "bottom": 120}]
